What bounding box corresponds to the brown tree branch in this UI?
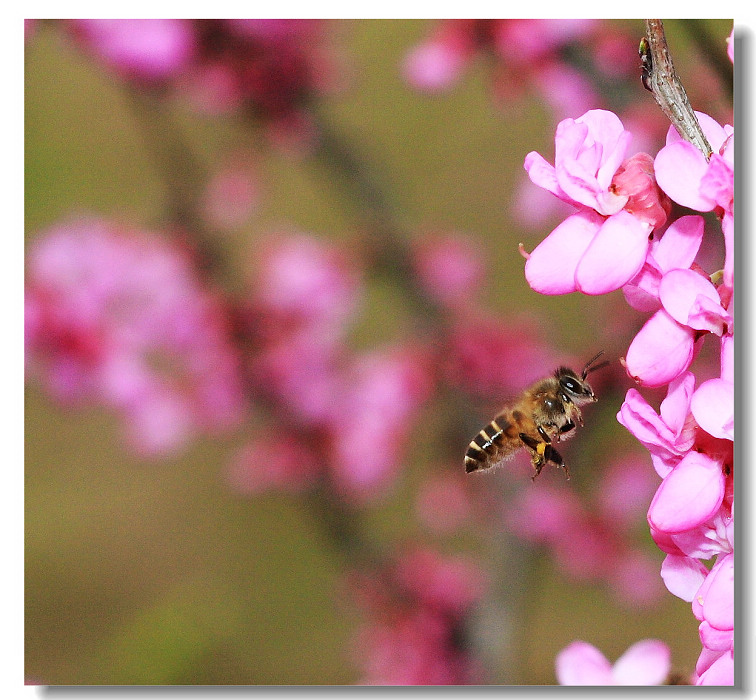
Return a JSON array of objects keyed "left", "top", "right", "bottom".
[{"left": 641, "top": 19, "right": 713, "bottom": 160}]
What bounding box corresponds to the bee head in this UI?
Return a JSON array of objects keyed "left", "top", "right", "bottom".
[
  {"left": 556, "top": 367, "right": 595, "bottom": 404},
  {"left": 555, "top": 353, "right": 609, "bottom": 405}
]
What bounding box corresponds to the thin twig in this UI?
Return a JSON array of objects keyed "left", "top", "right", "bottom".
[{"left": 641, "top": 19, "right": 713, "bottom": 160}]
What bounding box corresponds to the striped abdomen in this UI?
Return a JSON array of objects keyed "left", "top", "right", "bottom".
[{"left": 465, "top": 417, "right": 511, "bottom": 473}]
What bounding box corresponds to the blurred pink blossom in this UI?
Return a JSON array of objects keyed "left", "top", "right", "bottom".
[
  {"left": 70, "top": 19, "right": 195, "bottom": 82},
  {"left": 25, "top": 217, "right": 245, "bottom": 456},
  {"left": 350, "top": 547, "right": 486, "bottom": 685},
  {"left": 556, "top": 639, "right": 670, "bottom": 685},
  {"left": 327, "top": 346, "right": 433, "bottom": 501},
  {"left": 227, "top": 435, "right": 322, "bottom": 494},
  {"left": 410, "top": 232, "right": 485, "bottom": 309}
]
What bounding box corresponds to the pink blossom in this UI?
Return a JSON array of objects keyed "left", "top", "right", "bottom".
[
  {"left": 617, "top": 374, "right": 698, "bottom": 478},
  {"left": 727, "top": 28, "right": 734, "bottom": 63},
  {"left": 25, "top": 217, "right": 245, "bottom": 456},
  {"left": 71, "top": 19, "right": 195, "bottom": 82},
  {"left": 660, "top": 554, "right": 708, "bottom": 602},
  {"left": 647, "top": 451, "right": 725, "bottom": 534},
  {"left": 350, "top": 548, "right": 485, "bottom": 685},
  {"left": 658, "top": 268, "right": 731, "bottom": 336},
  {"left": 402, "top": 38, "right": 468, "bottom": 92},
  {"left": 524, "top": 110, "right": 632, "bottom": 216},
  {"left": 327, "top": 346, "right": 433, "bottom": 501},
  {"left": 610, "top": 152, "right": 672, "bottom": 229},
  {"left": 556, "top": 639, "right": 670, "bottom": 685},
  {"left": 624, "top": 309, "right": 697, "bottom": 388},
  {"left": 523, "top": 209, "right": 650, "bottom": 296},
  {"left": 252, "top": 232, "right": 360, "bottom": 331},
  {"left": 622, "top": 215, "right": 705, "bottom": 313},
  {"left": 226, "top": 436, "right": 321, "bottom": 495},
  {"left": 654, "top": 112, "right": 733, "bottom": 214},
  {"left": 410, "top": 232, "right": 485, "bottom": 308}
]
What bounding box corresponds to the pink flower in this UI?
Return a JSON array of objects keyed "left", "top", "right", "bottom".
[
  {"left": 410, "top": 232, "right": 485, "bottom": 309},
  {"left": 556, "top": 639, "right": 670, "bottom": 685},
  {"left": 402, "top": 37, "right": 469, "bottom": 92},
  {"left": 524, "top": 110, "right": 633, "bottom": 216},
  {"left": 523, "top": 209, "right": 651, "bottom": 295},
  {"left": 326, "top": 346, "right": 433, "bottom": 501},
  {"left": 622, "top": 215, "right": 705, "bottom": 313},
  {"left": 623, "top": 309, "right": 697, "bottom": 388},
  {"left": 25, "top": 217, "right": 245, "bottom": 456},
  {"left": 350, "top": 548, "right": 485, "bottom": 685},
  {"left": 654, "top": 112, "right": 734, "bottom": 215},
  {"left": 71, "top": 19, "right": 195, "bottom": 82},
  {"left": 617, "top": 373, "right": 697, "bottom": 477},
  {"left": 647, "top": 451, "right": 725, "bottom": 534},
  {"left": 610, "top": 152, "right": 672, "bottom": 229},
  {"left": 252, "top": 232, "right": 360, "bottom": 332}
]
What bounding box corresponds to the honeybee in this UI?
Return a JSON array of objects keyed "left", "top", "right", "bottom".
[{"left": 464, "top": 352, "right": 609, "bottom": 481}]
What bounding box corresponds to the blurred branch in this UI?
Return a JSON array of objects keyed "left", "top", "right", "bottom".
[
  {"left": 640, "top": 19, "right": 713, "bottom": 159},
  {"left": 125, "top": 87, "right": 226, "bottom": 277}
]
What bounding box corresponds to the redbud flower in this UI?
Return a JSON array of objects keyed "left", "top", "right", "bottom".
[
  {"left": 622, "top": 215, "right": 704, "bottom": 313},
  {"left": 617, "top": 374, "right": 697, "bottom": 478},
  {"left": 70, "top": 19, "right": 194, "bottom": 82},
  {"left": 654, "top": 112, "right": 734, "bottom": 215},
  {"left": 556, "top": 639, "right": 671, "bottom": 685},
  {"left": 25, "top": 217, "right": 245, "bottom": 456},
  {"left": 226, "top": 435, "right": 322, "bottom": 495},
  {"left": 611, "top": 152, "right": 672, "bottom": 229},
  {"left": 326, "top": 346, "right": 433, "bottom": 501},
  {"left": 524, "top": 110, "right": 632, "bottom": 215},
  {"left": 410, "top": 232, "right": 485, "bottom": 309},
  {"left": 647, "top": 451, "right": 725, "bottom": 535}
]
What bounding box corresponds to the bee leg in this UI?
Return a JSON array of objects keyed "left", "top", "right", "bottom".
[
  {"left": 546, "top": 445, "right": 570, "bottom": 481},
  {"left": 556, "top": 420, "right": 576, "bottom": 442},
  {"left": 519, "top": 432, "right": 550, "bottom": 481}
]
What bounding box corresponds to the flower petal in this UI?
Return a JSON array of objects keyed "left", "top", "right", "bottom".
[
  {"left": 524, "top": 150, "right": 570, "bottom": 203},
  {"left": 612, "top": 639, "right": 670, "bottom": 686},
  {"left": 647, "top": 452, "right": 725, "bottom": 534},
  {"left": 655, "top": 141, "right": 713, "bottom": 211},
  {"left": 659, "top": 371, "right": 695, "bottom": 438},
  {"left": 651, "top": 215, "right": 704, "bottom": 273},
  {"left": 625, "top": 310, "right": 696, "bottom": 387},
  {"left": 556, "top": 641, "right": 613, "bottom": 685},
  {"left": 524, "top": 210, "right": 602, "bottom": 295},
  {"left": 616, "top": 388, "right": 678, "bottom": 477},
  {"left": 575, "top": 211, "right": 650, "bottom": 295},
  {"left": 691, "top": 378, "right": 734, "bottom": 441},
  {"left": 659, "top": 268, "right": 728, "bottom": 334},
  {"left": 695, "top": 649, "right": 733, "bottom": 686},
  {"left": 660, "top": 554, "right": 707, "bottom": 602},
  {"left": 701, "top": 553, "right": 734, "bottom": 632}
]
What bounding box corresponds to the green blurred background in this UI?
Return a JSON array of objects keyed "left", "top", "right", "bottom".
[{"left": 25, "top": 19, "right": 732, "bottom": 685}]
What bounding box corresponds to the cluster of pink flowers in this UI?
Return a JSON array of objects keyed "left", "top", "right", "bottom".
[
  {"left": 67, "top": 19, "right": 340, "bottom": 146},
  {"left": 347, "top": 547, "right": 487, "bottom": 684},
  {"left": 25, "top": 217, "right": 246, "bottom": 456},
  {"left": 229, "top": 232, "right": 433, "bottom": 502},
  {"left": 521, "top": 37, "right": 734, "bottom": 685},
  {"left": 505, "top": 455, "right": 664, "bottom": 608},
  {"left": 402, "top": 20, "right": 659, "bottom": 120}
]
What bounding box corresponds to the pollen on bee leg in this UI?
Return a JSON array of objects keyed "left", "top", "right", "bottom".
[{"left": 536, "top": 442, "right": 547, "bottom": 457}]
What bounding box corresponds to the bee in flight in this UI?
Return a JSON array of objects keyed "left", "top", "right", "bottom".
[{"left": 464, "top": 352, "right": 609, "bottom": 481}]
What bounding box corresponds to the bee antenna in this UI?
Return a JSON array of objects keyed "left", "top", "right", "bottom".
[{"left": 582, "top": 351, "right": 610, "bottom": 379}]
